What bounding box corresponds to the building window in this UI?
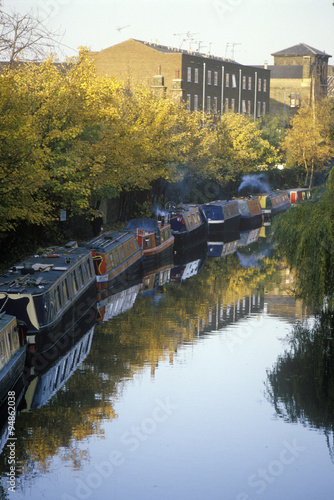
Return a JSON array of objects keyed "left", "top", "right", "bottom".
[
  {"left": 262, "top": 102, "right": 266, "bottom": 114},
  {"left": 214, "top": 71, "right": 218, "bottom": 86},
  {"left": 187, "top": 67, "right": 192, "bottom": 82},
  {"left": 231, "top": 98, "right": 235, "bottom": 112},
  {"left": 248, "top": 76, "right": 252, "bottom": 90},
  {"left": 194, "top": 68, "right": 199, "bottom": 83},
  {"left": 290, "top": 92, "right": 300, "bottom": 108},
  {"left": 257, "top": 101, "right": 261, "bottom": 117},
  {"left": 232, "top": 74, "right": 237, "bottom": 88},
  {"left": 258, "top": 78, "right": 262, "bottom": 92},
  {"left": 242, "top": 76, "right": 246, "bottom": 90},
  {"left": 242, "top": 99, "right": 246, "bottom": 114},
  {"left": 225, "top": 97, "right": 229, "bottom": 111},
  {"left": 207, "top": 96, "right": 211, "bottom": 113},
  {"left": 295, "top": 92, "right": 300, "bottom": 107},
  {"left": 186, "top": 94, "right": 191, "bottom": 111},
  {"left": 247, "top": 100, "right": 251, "bottom": 114},
  {"left": 213, "top": 96, "right": 218, "bottom": 114},
  {"left": 263, "top": 79, "right": 267, "bottom": 92},
  {"left": 225, "top": 73, "right": 230, "bottom": 87},
  {"left": 207, "top": 70, "right": 212, "bottom": 85},
  {"left": 194, "top": 94, "right": 199, "bottom": 111}
]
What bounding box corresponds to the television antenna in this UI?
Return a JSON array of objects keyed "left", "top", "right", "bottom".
[
  {"left": 225, "top": 42, "right": 241, "bottom": 60},
  {"left": 116, "top": 25, "right": 130, "bottom": 32},
  {"left": 174, "top": 31, "right": 200, "bottom": 50}
]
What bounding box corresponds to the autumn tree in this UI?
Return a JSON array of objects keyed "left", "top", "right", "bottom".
[{"left": 280, "top": 102, "right": 333, "bottom": 188}]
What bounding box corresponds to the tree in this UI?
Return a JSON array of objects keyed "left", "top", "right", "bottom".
[
  {"left": 280, "top": 103, "right": 333, "bottom": 188},
  {"left": 0, "top": 6, "right": 62, "bottom": 67},
  {"left": 274, "top": 169, "right": 334, "bottom": 308}
]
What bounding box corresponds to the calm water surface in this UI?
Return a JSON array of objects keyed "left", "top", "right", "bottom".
[{"left": 1, "top": 231, "right": 334, "bottom": 500}]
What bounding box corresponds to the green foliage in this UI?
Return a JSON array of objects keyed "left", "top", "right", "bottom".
[{"left": 274, "top": 170, "right": 334, "bottom": 308}]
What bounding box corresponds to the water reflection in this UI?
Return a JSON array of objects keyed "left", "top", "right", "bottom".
[
  {"left": 266, "top": 310, "right": 334, "bottom": 464},
  {"left": 2, "top": 226, "right": 333, "bottom": 499}
]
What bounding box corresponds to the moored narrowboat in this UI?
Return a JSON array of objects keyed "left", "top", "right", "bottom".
[
  {"left": 257, "top": 191, "right": 290, "bottom": 219},
  {"left": 286, "top": 188, "right": 311, "bottom": 204},
  {"left": 85, "top": 230, "right": 143, "bottom": 292},
  {"left": 0, "top": 242, "right": 96, "bottom": 336},
  {"left": 0, "top": 313, "right": 26, "bottom": 403},
  {"left": 126, "top": 218, "right": 174, "bottom": 270},
  {"left": 168, "top": 204, "right": 207, "bottom": 254},
  {"left": 200, "top": 200, "right": 240, "bottom": 237},
  {"left": 235, "top": 198, "right": 263, "bottom": 230}
]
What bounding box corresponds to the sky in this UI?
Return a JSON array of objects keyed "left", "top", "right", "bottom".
[{"left": 3, "top": 0, "right": 334, "bottom": 66}]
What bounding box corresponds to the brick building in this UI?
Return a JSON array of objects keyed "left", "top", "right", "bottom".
[
  {"left": 262, "top": 43, "right": 332, "bottom": 115},
  {"left": 89, "top": 39, "right": 270, "bottom": 119}
]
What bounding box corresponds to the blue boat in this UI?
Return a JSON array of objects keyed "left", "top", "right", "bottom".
[
  {"left": 168, "top": 204, "right": 207, "bottom": 254},
  {"left": 200, "top": 200, "right": 241, "bottom": 238}
]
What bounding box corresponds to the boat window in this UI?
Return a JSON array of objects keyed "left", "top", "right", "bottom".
[
  {"left": 73, "top": 272, "right": 79, "bottom": 293},
  {"left": 78, "top": 265, "right": 84, "bottom": 287},
  {"left": 145, "top": 237, "right": 151, "bottom": 248},
  {"left": 0, "top": 339, "right": 5, "bottom": 360},
  {"left": 62, "top": 280, "right": 69, "bottom": 303},
  {"left": 114, "top": 250, "right": 120, "bottom": 265},
  {"left": 120, "top": 245, "right": 125, "bottom": 260},
  {"left": 86, "top": 259, "right": 93, "bottom": 279},
  {"left": 56, "top": 286, "right": 61, "bottom": 310},
  {"left": 161, "top": 230, "right": 165, "bottom": 242},
  {"left": 7, "top": 329, "right": 13, "bottom": 352}
]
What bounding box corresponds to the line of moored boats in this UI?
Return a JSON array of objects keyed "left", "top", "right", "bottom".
[{"left": 0, "top": 187, "right": 311, "bottom": 402}]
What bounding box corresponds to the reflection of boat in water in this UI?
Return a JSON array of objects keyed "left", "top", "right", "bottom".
[
  {"left": 24, "top": 323, "right": 95, "bottom": 411},
  {"left": 0, "top": 242, "right": 95, "bottom": 336},
  {"left": 208, "top": 240, "right": 239, "bottom": 258},
  {"left": 97, "top": 283, "right": 142, "bottom": 323},
  {"left": 257, "top": 191, "right": 290, "bottom": 219},
  {"left": 171, "top": 259, "right": 205, "bottom": 281},
  {"left": 171, "top": 243, "right": 207, "bottom": 281},
  {"left": 126, "top": 218, "right": 174, "bottom": 271},
  {"left": 0, "top": 313, "right": 26, "bottom": 403},
  {"left": 235, "top": 198, "right": 263, "bottom": 230},
  {"left": 237, "top": 228, "right": 261, "bottom": 248},
  {"left": 141, "top": 262, "right": 173, "bottom": 297},
  {"left": 200, "top": 200, "right": 240, "bottom": 237},
  {"left": 168, "top": 204, "right": 207, "bottom": 254},
  {"left": 85, "top": 230, "right": 143, "bottom": 292}
]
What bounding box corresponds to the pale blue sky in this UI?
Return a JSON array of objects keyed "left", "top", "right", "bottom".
[{"left": 3, "top": 0, "right": 334, "bottom": 65}]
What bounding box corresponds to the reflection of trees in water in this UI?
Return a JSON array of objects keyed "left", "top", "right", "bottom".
[{"left": 266, "top": 311, "right": 334, "bottom": 463}]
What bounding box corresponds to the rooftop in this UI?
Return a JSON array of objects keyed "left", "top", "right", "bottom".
[{"left": 271, "top": 43, "right": 332, "bottom": 58}]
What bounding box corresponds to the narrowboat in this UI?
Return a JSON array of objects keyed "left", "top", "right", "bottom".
[
  {"left": 126, "top": 218, "right": 174, "bottom": 270},
  {"left": 235, "top": 198, "right": 263, "bottom": 230},
  {"left": 0, "top": 313, "right": 26, "bottom": 403},
  {"left": 286, "top": 188, "right": 311, "bottom": 204},
  {"left": 200, "top": 200, "right": 240, "bottom": 237},
  {"left": 141, "top": 263, "right": 172, "bottom": 297},
  {"left": 0, "top": 242, "right": 96, "bottom": 336},
  {"left": 237, "top": 227, "right": 261, "bottom": 248},
  {"left": 257, "top": 191, "right": 290, "bottom": 219},
  {"left": 85, "top": 230, "right": 143, "bottom": 292},
  {"left": 168, "top": 204, "right": 207, "bottom": 254}
]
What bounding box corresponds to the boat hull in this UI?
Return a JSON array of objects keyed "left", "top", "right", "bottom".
[
  {"left": 0, "top": 346, "right": 26, "bottom": 404},
  {"left": 173, "top": 222, "right": 207, "bottom": 254},
  {"left": 239, "top": 213, "right": 263, "bottom": 231}
]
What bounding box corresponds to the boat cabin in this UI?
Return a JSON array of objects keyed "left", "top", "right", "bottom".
[
  {"left": 169, "top": 205, "right": 203, "bottom": 233},
  {"left": 286, "top": 188, "right": 311, "bottom": 204}
]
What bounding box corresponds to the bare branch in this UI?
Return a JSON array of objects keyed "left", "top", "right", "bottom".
[{"left": 0, "top": 8, "right": 64, "bottom": 66}]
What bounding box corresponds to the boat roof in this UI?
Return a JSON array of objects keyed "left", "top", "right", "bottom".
[
  {"left": 202, "top": 200, "right": 238, "bottom": 208},
  {"left": 0, "top": 312, "right": 16, "bottom": 331},
  {"left": 126, "top": 218, "right": 160, "bottom": 234},
  {"left": 0, "top": 243, "right": 92, "bottom": 295},
  {"left": 86, "top": 230, "right": 135, "bottom": 252}
]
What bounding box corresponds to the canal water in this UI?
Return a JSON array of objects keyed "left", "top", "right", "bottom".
[{"left": 1, "top": 228, "right": 334, "bottom": 500}]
